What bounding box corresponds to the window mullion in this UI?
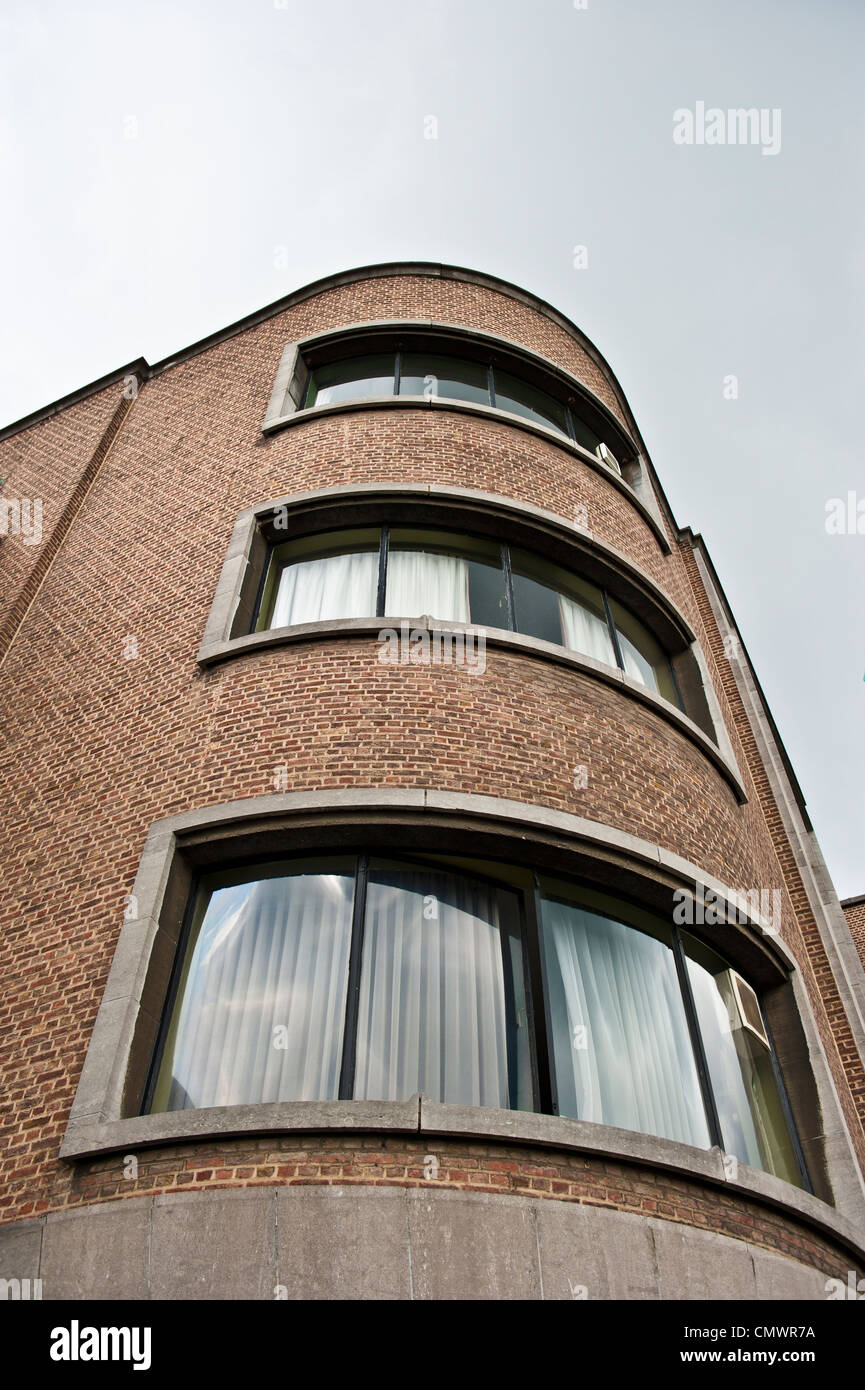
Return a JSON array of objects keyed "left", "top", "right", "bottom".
[
  {"left": 376, "top": 527, "right": 389, "bottom": 617},
  {"left": 526, "top": 876, "right": 558, "bottom": 1116},
  {"left": 338, "top": 855, "right": 370, "bottom": 1101},
  {"left": 602, "top": 590, "right": 625, "bottom": 672},
  {"left": 502, "top": 544, "right": 516, "bottom": 631},
  {"left": 671, "top": 922, "right": 724, "bottom": 1150},
  {"left": 488, "top": 363, "right": 496, "bottom": 409},
  {"left": 393, "top": 351, "right": 401, "bottom": 396},
  {"left": 667, "top": 657, "right": 686, "bottom": 713}
]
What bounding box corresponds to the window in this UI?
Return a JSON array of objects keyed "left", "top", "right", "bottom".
[
  {"left": 304, "top": 355, "right": 395, "bottom": 407},
  {"left": 540, "top": 885, "right": 708, "bottom": 1148},
  {"left": 299, "top": 343, "right": 615, "bottom": 464},
  {"left": 144, "top": 851, "right": 807, "bottom": 1189},
  {"left": 399, "top": 353, "right": 490, "bottom": 407},
  {"left": 254, "top": 525, "right": 682, "bottom": 710},
  {"left": 259, "top": 530, "right": 380, "bottom": 629},
  {"left": 147, "top": 854, "right": 531, "bottom": 1114},
  {"left": 684, "top": 934, "right": 802, "bottom": 1185}
]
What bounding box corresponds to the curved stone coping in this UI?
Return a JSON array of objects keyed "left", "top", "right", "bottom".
[
  {"left": 197, "top": 615, "right": 746, "bottom": 803},
  {"left": 58, "top": 1096, "right": 865, "bottom": 1264},
  {"left": 261, "top": 396, "right": 671, "bottom": 553}
]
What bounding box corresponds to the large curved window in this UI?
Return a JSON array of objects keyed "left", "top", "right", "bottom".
[
  {"left": 301, "top": 345, "right": 614, "bottom": 466},
  {"left": 144, "top": 852, "right": 807, "bottom": 1189},
  {"left": 254, "top": 525, "right": 682, "bottom": 707}
]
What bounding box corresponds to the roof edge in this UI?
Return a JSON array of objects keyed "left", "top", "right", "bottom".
[{"left": 0, "top": 261, "right": 635, "bottom": 444}]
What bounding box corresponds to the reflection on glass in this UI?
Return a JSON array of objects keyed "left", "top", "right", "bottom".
[
  {"left": 305, "top": 355, "right": 395, "bottom": 407},
  {"left": 684, "top": 935, "right": 802, "bottom": 1186},
  {"left": 150, "top": 863, "right": 355, "bottom": 1111},
  {"left": 398, "top": 354, "right": 490, "bottom": 406},
  {"left": 608, "top": 598, "right": 679, "bottom": 706},
  {"left": 540, "top": 892, "right": 710, "bottom": 1148},
  {"left": 510, "top": 551, "right": 563, "bottom": 646},
  {"left": 570, "top": 413, "right": 602, "bottom": 455},
  {"left": 355, "top": 861, "right": 531, "bottom": 1109},
  {"left": 510, "top": 550, "right": 616, "bottom": 666},
  {"left": 493, "top": 370, "right": 569, "bottom": 436}
]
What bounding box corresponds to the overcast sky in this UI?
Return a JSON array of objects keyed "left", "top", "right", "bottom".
[{"left": 1, "top": 0, "right": 862, "bottom": 896}]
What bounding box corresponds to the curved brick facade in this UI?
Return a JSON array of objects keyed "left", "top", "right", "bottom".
[{"left": 1, "top": 264, "right": 863, "bottom": 1301}]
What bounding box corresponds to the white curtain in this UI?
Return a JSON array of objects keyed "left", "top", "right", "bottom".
[
  {"left": 542, "top": 900, "right": 709, "bottom": 1147},
  {"left": 354, "top": 869, "right": 524, "bottom": 1108},
  {"left": 271, "top": 551, "right": 378, "bottom": 628},
  {"left": 559, "top": 594, "right": 617, "bottom": 666},
  {"left": 155, "top": 872, "right": 354, "bottom": 1110},
  {"left": 385, "top": 550, "right": 470, "bottom": 622},
  {"left": 616, "top": 630, "right": 656, "bottom": 690}
]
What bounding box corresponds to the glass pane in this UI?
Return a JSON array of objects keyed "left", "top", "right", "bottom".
[
  {"left": 510, "top": 549, "right": 615, "bottom": 664},
  {"left": 683, "top": 934, "right": 802, "bottom": 1185},
  {"left": 265, "top": 531, "right": 380, "bottom": 629},
  {"left": 510, "top": 548, "right": 565, "bottom": 646},
  {"left": 571, "top": 412, "right": 602, "bottom": 455},
  {"left": 305, "top": 355, "right": 395, "bottom": 407},
  {"left": 355, "top": 860, "right": 531, "bottom": 1109},
  {"left": 399, "top": 353, "right": 490, "bottom": 406},
  {"left": 150, "top": 861, "right": 355, "bottom": 1111},
  {"left": 558, "top": 574, "right": 617, "bottom": 666},
  {"left": 539, "top": 891, "right": 710, "bottom": 1148},
  {"left": 493, "top": 369, "right": 569, "bottom": 436},
  {"left": 608, "top": 597, "right": 679, "bottom": 705},
  {"left": 387, "top": 529, "right": 506, "bottom": 628}
]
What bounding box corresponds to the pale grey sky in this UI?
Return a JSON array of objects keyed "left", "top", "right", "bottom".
[{"left": 1, "top": 0, "right": 862, "bottom": 894}]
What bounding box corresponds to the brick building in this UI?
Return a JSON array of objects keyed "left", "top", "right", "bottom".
[{"left": 1, "top": 262, "right": 863, "bottom": 1300}]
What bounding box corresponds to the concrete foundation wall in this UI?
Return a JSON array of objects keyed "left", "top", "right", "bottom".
[{"left": 0, "top": 1186, "right": 840, "bottom": 1302}]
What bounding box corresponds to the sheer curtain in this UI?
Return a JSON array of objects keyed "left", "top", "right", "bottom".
[
  {"left": 616, "top": 630, "right": 656, "bottom": 690},
  {"left": 559, "top": 595, "right": 617, "bottom": 666},
  {"left": 385, "top": 550, "right": 470, "bottom": 622},
  {"left": 152, "top": 871, "right": 354, "bottom": 1111},
  {"left": 271, "top": 552, "right": 378, "bottom": 628},
  {"left": 541, "top": 899, "right": 709, "bottom": 1147},
  {"left": 354, "top": 867, "right": 527, "bottom": 1108}
]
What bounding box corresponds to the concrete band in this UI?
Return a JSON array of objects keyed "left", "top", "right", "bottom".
[{"left": 1, "top": 1185, "right": 853, "bottom": 1302}]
